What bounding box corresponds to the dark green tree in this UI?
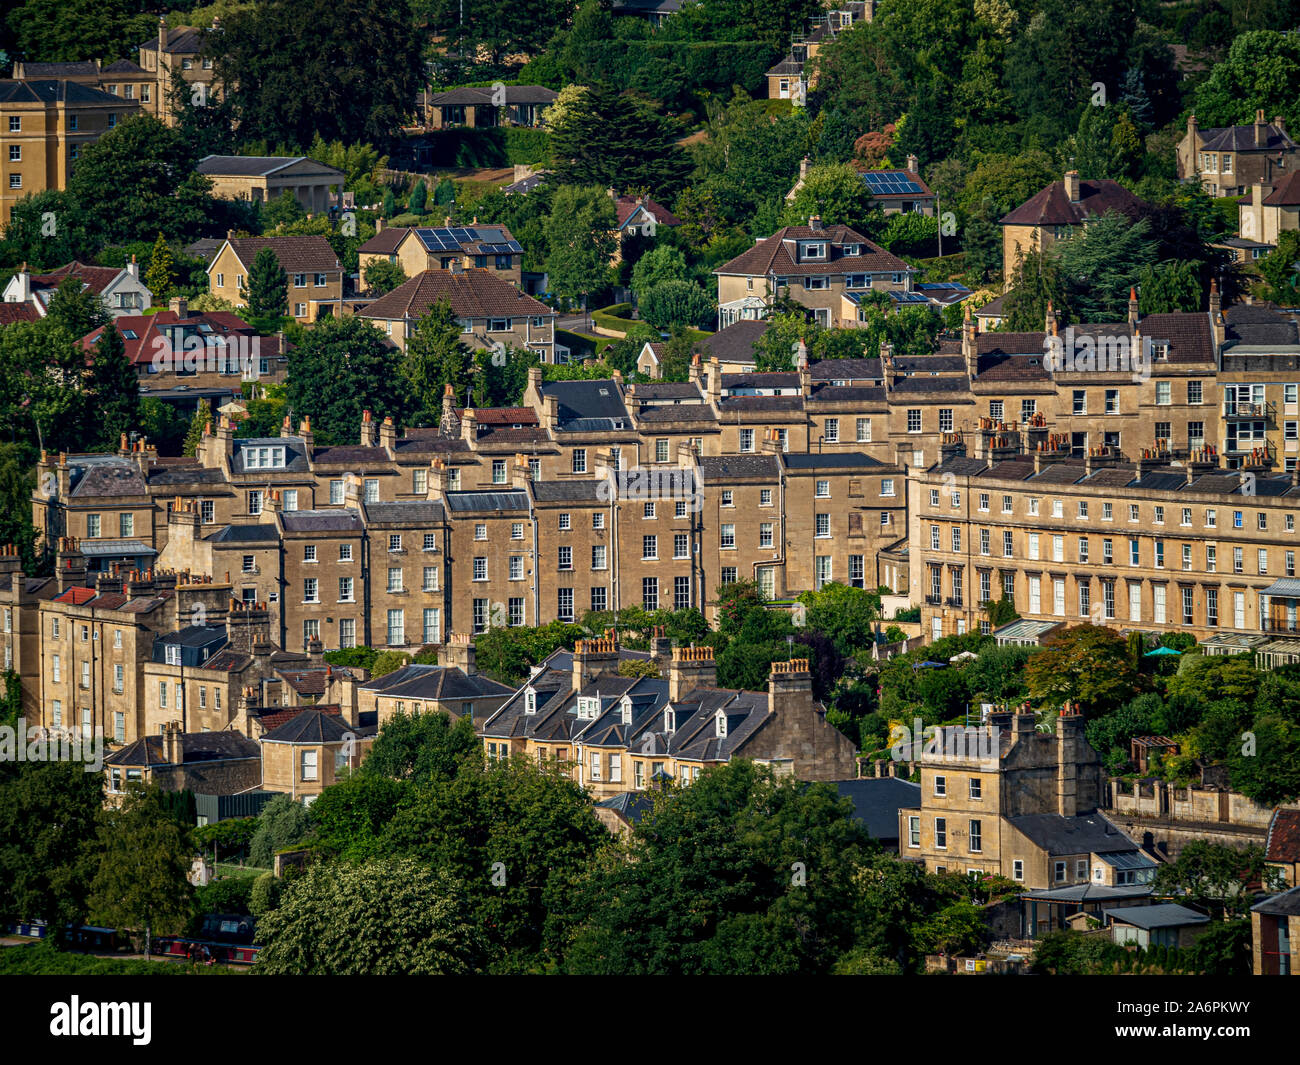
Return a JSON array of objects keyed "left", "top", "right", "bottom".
[
  {"left": 401, "top": 298, "right": 471, "bottom": 422},
  {"left": 242, "top": 247, "right": 289, "bottom": 321},
  {"left": 88, "top": 317, "right": 140, "bottom": 450}
]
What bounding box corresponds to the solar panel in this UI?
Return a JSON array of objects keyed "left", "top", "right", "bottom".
[{"left": 861, "top": 171, "right": 923, "bottom": 195}]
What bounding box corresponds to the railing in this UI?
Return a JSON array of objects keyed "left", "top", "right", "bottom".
[
  {"left": 1223, "top": 400, "right": 1275, "bottom": 420},
  {"left": 1261, "top": 618, "right": 1300, "bottom": 635}
]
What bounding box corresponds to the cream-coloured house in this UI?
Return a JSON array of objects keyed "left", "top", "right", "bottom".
[
  {"left": 195, "top": 156, "right": 345, "bottom": 213},
  {"left": 207, "top": 235, "right": 344, "bottom": 322}
]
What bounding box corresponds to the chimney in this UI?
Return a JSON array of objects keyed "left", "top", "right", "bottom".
[
  {"left": 961, "top": 302, "right": 977, "bottom": 378},
  {"left": 669, "top": 644, "right": 716, "bottom": 701},
  {"left": 1013, "top": 708, "right": 1037, "bottom": 741},
  {"left": 706, "top": 356, "right": 721, "bottom": 403},
  {"left": 460, "top": 408, "right": 478, "bottom": 444},
  {"left": 127, "top": 254, "right": 139, "bottom": 279},
  {"left": 1127, "top": 287, "right": 1138, "bottom": 328},
  {"left": 906, "top": 153, "right": 919, "bottom": 174},
  {"left": 379, "top": 415, "right": 397, "bottom": 451},
  {"left": 572, "top": 632, "right": 619, "bottom": 690},
  {"left": 297, "top": 416, "right": 313, "bottom": 452},
  {"left": 360, "top": 408, "right": 377, "bottom": 446},
  {"left": 169, "top": 295, "right": 188, "bottom": 319},
  {"left": 375, "top": 217, "right": 384, "bottom": 233},
  {"left": 768, "top": 658, "right": 815, "bottom": 724},
  {"left": 158, "top": 15, "right": 166, "bottom": 55},
  {"left": 441, "top": 383, "right": 456, "bottom": 428},
  {"left": 1255, "top": 108, "right": 1267, "bottom": 150},
  {"left": 14, "top": 263, "right": 30, "bottom": 303},
  {"left": 440, "top": 632, "right": 476, "bottom": 673},
  {"left": 55, "top": 537, "right": 89, "bottom": 593},
  {"left": 1064, "top": 170, "right": 1080, "bottom": 204},
  {"left": 808, "top": 215, "right": 823, "bottom": 232},
  {"left": 1056, "top": 703, "right": 1085, "bottom": 816},
  {"left": 649, "top": 625, "right": 672, "bottom": 671},
  {"left": 162, "top": 720, "right": 183, "bottom": 765},
  {"left": 800, "top": 156, "right": 810, "bottom": 180},
  {"left": 1208, "top": 278, "right": 1221, "bottom": 320}
]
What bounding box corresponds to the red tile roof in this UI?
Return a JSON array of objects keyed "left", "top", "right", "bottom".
[
  {"left": 0, "top": 303, "right": 39, "bottom": 326},
  {"left": 227, "top": 236, "right": 341, "bottom": 274},
  {"left": 1266, "top": 808, "right": 1300, "bottom": 863},
  {"left": 1000, "top": 179, "right": 1147, "bottom": 228},
  {"left": 358, "top": 269, "right": 553, "bottom": 321},
  {"left": 615, "top": 195, "right": 681, "bottom": 228},
  {"left": 31, "top": 261, "right": 121, "bottom": 296},
  {"left": 1263, "top": 171, "right": 1300, "bottom": 206},
  {"left": 715, "top": 225, "right": 909, "bottom": 277}
]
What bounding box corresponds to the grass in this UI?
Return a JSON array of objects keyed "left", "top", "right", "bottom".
[
  {"left": 214, "top": 862, "right": 269, "bottom": 879},
  {"left": 556, "top": 328, "right": 614, "bottom": 354},
  {"left": 0, "top": 941, "right": 232, "bottom": 975}
]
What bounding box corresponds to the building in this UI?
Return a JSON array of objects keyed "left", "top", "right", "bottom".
[
  {"left": 103, "top": 723, "right": 260, "bottom": 805},
  {"left": 3, "top": 260, "right": 152, "bottom": 318},
  {"left": 355, "top": 268, "right": 554, "bottom": 358},
  {"left": 1252, "top": 883, "right": 1300, "bottom": 974},
  {"left": 207, "top": 235, "right": 344, "bottom": 322},
  {"left": 786, "top": 154, "right": 935, "bottom": 216},
  {"left": 765, "top": 3, "right": 876, "bottom": 100},
  {"left": 194, "top": 155, "right": 346, "bottom": 213},
  {"left": 714, "top": 221, "right": 915, "bottom": 329},
  {"left": 421, "top": 85, "right": 557, "bottom": 129},
  {"left": 999, "top": 170, "right": 1148, "bottom": 284},
  {"left": 356, "top": 639, "right": 513, "bottom": 728},
  {"left": 1105, "top": 903, "right": 1210, "bottom": 949},
  {"left": 1266, "top": 808, "right": 1300, "bottom": 887},
  {"left": 385, "top": 224, "right": 524, "bottom": 285},
  {"left": 259, "top": 706, "right": 373, "bottom": 802},
  {"left": 0, "top": 80, "right": 140, "bottom": 226},
  {"left": 1178, "top": 111, "right": 1298, "bottom": 199},
  {"left": 479, "top": 640, "right": 858, "bottom": 798},
  {"left": 1238, "top": 172, "right": 1300, "bottom": 248},
  {"left": 835, "top": 776, "right": 923, "bottom": 849}
]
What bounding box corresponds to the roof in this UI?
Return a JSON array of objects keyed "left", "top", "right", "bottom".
[
  {"left": 358, "top": 227, "right": 409, "bottom": 255},
  {"left": 408, "top": 225, "right": 523, "bottom": 257},
  {"left": 105, "top": 731, "right": 259, "bottom": 767},
  {"left": 715, "top": 225, "right": 910, "bottom": 278},
  {"left": 444, "top": 490, "right": 528, "bottom": 512},
  {"left": 1262, "top": 170, "right": 1300, "bottom": 206},
  {"left": 860, "top": 169, "right": 933, "bottom": 198},
  {"left": 1201, "top": 122, "right": 1295, "bottom": 153},
  {"left": 16, "top": 61, "right": 100, "bottom": 77},
  {"left": 281, "top": 509, "right": 364, "bottom": 533},
  {"left": 615, "top": 195, "right": 681, "bottom": 229},
  {"left": 225, "top": 236, "right": 341, "bottom": 274},
  {"left": 1223, "top": 303, "right": 1300, "bottom": 348},
  {"left": 1252, "top": 883, "right": 1300, "bottom": 917},
  {"left": 697, "top": 454, "right": 780, "bottom": 480},
  {"left": 210, "top": 523, "right": 281, "bottom": 544},
  {"left": 1266, "top": 808, "right": 1300, "bottom": 863},
  {"left": 196, "top": 155, "right": 343, "bottom": 178},
  {"left": 358, "top": 662, "right": 511, "bottom": 701},
  {"left": 139, "top": 26, "right": 207, "bottom": 54},
  {"left": 595, "top": 790, "right": 656, "bottom": 824},
  {"left": 695, "top": 318, "right": 768, "bottom": 363},
  {"left": 1000, "top": 178, "right": 1147, "bottom": 227},
  {"left": 260, "top": 707, "right": 356, "bottom": 744},
  {"left": 357, "top": 269, "right": 550, "bottom": 321},
  {"left": 1009, "top": 813, "right": 1139, "bottom": 855},
  {"left": 1103, "top": 904, "right": 1209, "bottom": 929},
  {"left": 539, "top": 378, "right": 630, "bottom": 427},
  {"left": 0, "top": 303, "right": 39, "bottom": 326},
  {"left": 0, "top": 80, "right": 134, "bottom": 107},
  {"left": 782, "top": 451, "right": 881, "bottom": 470},
  {"left": 993, "top": 618, "right": 1064, "bottom": 641},
  {"left": 426, "top": 86, "right": 558, "bottom": 106},
  {"left": 834, "top": 778, "right": 922, "bottom": 838},
  {"left": 68, "top": 459, "right": 148, "bottom": 499},
  {"left": 30, "top": 261, "right": 122, "bottom": 296}
]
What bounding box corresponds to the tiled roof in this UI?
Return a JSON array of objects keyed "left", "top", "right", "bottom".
[
  {"left": 1266, "top": 808, "right": 1300, "bottom": 863},
  {"left": 227, "top": 236, "right": 341, "bottom": 274},
  {"left": 695, "top": 319, "right": 768, "bottom": 362},
  {"left": 358, "top": 269, "right": 551, "bottom": 321},
  {"left": 358, "top": 227, "right": 409, "bottom": 254},
  {"left": 461, "top": 406, "right": 538, "bottom": 425},
  {"left": 0, "top": 80, "right": 130, "bottom": 106},
  {"left": 261, "top": 707, "right": 355, "bottom": 744},
  {"left": 310, "top": 445, "right": 390, "bottom": 465},
  {"left": 31, "top": 261, "right": 121, "bottom": 296},
  {"left": 1263, "top": 170, "right": 1300, "bottom": 206},
  {"left": 106, "top": 731, "right": 259, "bottom": 767},
  {"left": 698, "top": 455, "right": 780, "bottom": 480},
  {"left": 1000, "top": 179, "right": 1146, "bottom": 227},
  {"left": 0, "top": 303, "right": 39, "bottom": 326},
  {"left": 715, "top": 225, "right": 909, "bottom": 277},
  {"left": 196, "top": 155, "right": 342, "bottom": 178},
  {"left": 69, "top": 461, "right": 149, "bottom": 499},
  {"left": 281, "top": 509, "right": 364, "bottom": 533},
  {"left": 140, "top": 26, "right": 206, "bottom": 53},
  {"left": 615, "top": 195, "right": 681, "bottom": 228}
]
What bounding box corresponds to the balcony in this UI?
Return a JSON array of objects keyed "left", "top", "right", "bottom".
[
  {"left": 945, "top": 597, "right": 965, "bottom": 608},
  {"left": 924, "top": 594, "right": 943, "bottom": 606},
  {"left": 1222, "top": 400, "right": 1275, "bottom": 421}
]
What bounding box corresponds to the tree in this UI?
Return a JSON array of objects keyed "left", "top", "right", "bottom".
[
  {"left": 780, "top": 163, "right": 879, "bottom": 232},
  {"left": 248, "top": 794, "right": 314, "bottom": 868},
  {"left": 1258, "top": 231, "right": 1300, "bottom": 306},
  {"left": 796, "top": 582, "right": 878, "bottom": 657},
  {"left": 243, "top": 247, "right": 289, "bottom": 321},
  {"left": 1001, "top": 252, "right": 1070, "bottom": 332},
  {"left": 383, "top": 756, "right": 607, "bottom": 970},
  {"left": 548, "top": 84, "right": 684, "bottom": 201},
  {"left": 630, "top": 244, "right": 689, "bottom": 296},
  {"left": 370, "top": 649, "right": 410, "bottom": 677},
  {"left": 362, "top": 711, "right": 480, "bottom": 786},
  {"left": 144, "top": 233, "right": 175, "bottom": 306},
  {"left": 285, "top": 316, "right": 415, "bottom": 444},
  {"left": 1228, "top": 715, "right": 1300, "bottom": 806},
  {"left": 308, "top": 773, "right": 406, "bottom": 861},
  {"left": 1023, "top": 625, "right": 1142, "bottom": 714},
  {"left": 182, "top": 399, "right": 213, "bottom": 458},
  {"left": 88, "top": 317, "right": 140, "bottom": 450},
  {"left": 1055, "top": 213, "right": 1157, "bottom": 321},
  {"left": 88, "top": 784, "right": 196, "bottom": 956},
  {"left": 67, "top": 115, "right": 211, "bottom": 246},
  {"left": 256, "top": 858, "right": 481, "bottom": 974},
  {"left": 1165, "top": 653, "right": 1259, "bottom": 706},
  {"left": 0, "top": 761, "right": 102, "bottom": 937},
  {"left": 563, "top": 762, "right": 872, "bottom": 974},
  {"left": 408, "top": 179, "right": 428, "bottom": 215},
  {"left": 44, "top": 276, "right": 108, "bottom": 340},
  {"left": 544, "top": 185, "right": 616, "bottom": 305},
  {"left": 212, "top": 0, "right": 423, "bottom": 146},
  {"left": 638, "top": 280, "right": 715, "bottom": 331},
  {"left": 7, "top": 0, "right": 152, "bottom": 64},
  {"left": 401, "top": 299, "right": 471, "bottom": 421},
  {"left": 1193, "top": 31, "right": 1300, "bottom": 133},
  {"left": 248, "top": 871, "right": 283, "bottom": 918},
  {"left": 363, "top": 259, "right": 407, "bottom": 296},
  {"left": 1153, "top": 841, "right": 1281, "bottom": 919},
  {"left": 1138, "top": 260, "right": 1203, "bottom": 314}
]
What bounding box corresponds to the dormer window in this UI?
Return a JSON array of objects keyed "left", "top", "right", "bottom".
[
  {"left": 715, "top": 711, "right": 727, "bottom": 738},
  {"left": 843, "top": 244, "right": 861, "bottom": 256},
  {"left": 524, "top": 688, "right": 536, "bottom": 714},
  {"left": 577, "top": 696, "right": 599, "bottom": 719},
  {"left": 800, "top": 242, "right": 826, "bottom": 260},
  {"left": 1152, "top": 341, "right": 1170, "bottom": 361},
  {"left": 664, "top": 708, "right": 675, "bottom": 733},
  {"left": 620, "top": 697, "right": 632, "bottom": 725}
]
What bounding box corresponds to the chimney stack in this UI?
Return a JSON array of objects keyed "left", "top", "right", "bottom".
[
  {"left": 1063, "top": 170, "right": 1080, "bottom": 204},
  {"left": 572, "top": 631, "right": 619, "bottom": 690},
  {"left": 669, "top": 644, "right": 716, "bottom": 701},
  {"left": 440, "top": 632, "right": 476, "bottom": 674}
]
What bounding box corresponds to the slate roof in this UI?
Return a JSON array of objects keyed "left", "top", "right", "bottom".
[
  {"left": 358, "top": 662, "right": 512, "bottom": 701},
  {"left": 358, "top": 269, "right": 550, "bottom": 320},
  {"left": 196, "top": 155, "right": 342, "bottom": 178},
  {"left": 1223, "top": 303, "right": 1300, "bottom": 347},
  {"left": 69, "top": 460, "right": 149, "bottom": 499},
  {"left": 595, "top": 790, "right": 656, "bottom": 824},
  {"left": 310, "top": 445, "right": 390, "bottom": 465},
  {"left": 363, "top": 500, "right": 445, "bottom": 524},
  {"left": 782, "top": 451, "right": 881, "bottom": 470},
  {"left": 281, "top": 509, "right": 364, "bottom": 533},
  {"left": 231, "top": 436, "right": 310, "bottom": 474},
  {"left": 1000, "top": 179, "right": 1147, "bottom": 227},
  {"left": 539, "top": 379, "right": 630, "bottom": 426},
  {"left": 715, "top": 225, "right": 910, "bottom": 277},
  {"left": 0, "top": 80, "right": 131, "bottom": 107},
  {"left": 1009, "top": 813, "right": 1140, "bottom": 855},
  {"left": 444, "top": 490, "right": 529, "bottom": 512},
  {"left": 209, "top": 523, "right": 281, "bottom": 543},
  {"left": 835, "top": 778, "right": 923, "bottom": 839},
  {"left": 810, "top": 357, "right": 883, "bottom": 381},
  {"left": 716, "top": 395, "right": 804, "bottom": 413},
  {"left": 139, "top": 27, "right": 206, "bottom": 53},
  {"left": 226, "top": 236, "right": 341, "bottom": 274},
  {"left": 1252, "top": 883, "right": 1300, "bottom": 917},
  {"left": 1201, "top": 122, "right": 1295, "bottom": 153},
  {"left": 1265, "top": 808, "right": 1300, "bottom": 863},
  {"left": 695, "top": 318, "right": 768, "bottom": 362},
  {"left": 697, "top": 454, "right": 780, "bottom": 480},
  {"left": 426, "top": 85, "right": 558, "bottom": 105},
  {"left": 16, "top": 61, "right": 100, "bottom": 77},
  {"left": 630, "top": 382, "right": 702, "bottom": 400},
  {"left": 358, "top": 227, "right": 410, "bottom": 255},
  {"left": 635, "top": 405, "right": 717, "bottom": 424},
  {"left": 531, "top": 481, "right": 605, "bottom": 502},
  {"left": 261, "top": 707, "right": 356, "bottom": 744},
  {"left": 106, "top": 731, "right": 259, "bottom": 767}
]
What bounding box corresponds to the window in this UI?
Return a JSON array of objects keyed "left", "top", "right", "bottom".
[
  {"left": 387, "top": 609, "right": 405, "bottom": 645},
  {"left": 592, "top": 545, "right": 607, "bottom": 570},
  {"left": 675, "top": 576, "right": 691, "bottom": 610},
  {"left": 674, "top": 533, "right": 688, "bottom": 559},
  {"left": 655, "top": 439, "right": 669, "bottom": 463},
  {"left": 387, "top": 567, "right": 403, "bottom": 592},
  {"left": 304, "top": 578, "right": 319, "bottom": 602},
  {"left": 592, "top": 513, "right": 604, "bottom": 530},
  {"left": 739, "top": 429, "right": 755, "bottom": 452},
  {"left": 113, "top": 664, "right": 123, "bottom": 694},
  {"left": 1156, "top": 381, "right": 1171, "bottom": 405},
  {"left": 721, "top": 490, "right": 734, "bottom": 507},
  {"left": 339, "top": 544, "right": 353, "bottom": 562},
  {"left": 247, "top": 491, "right": 262, "bottom": 516},
  {"left": 1003, "top": 531, "right": 1014, "bottom": 558},
  {"left": 969, "top": 820, "right": 982, "bottom": 853},
  {"left": 590, "top": 587, "right": 607, "bottom": 612},
  {"left": 815, "top": 480, "right": 830, "bottom": 498},
  {"left": 492, "top": 459, "right": 507, "bottom": 484},
  {"left": 1054, "top": 861, "right": 1066, "bottom": 882},
  {"left": 87, "top": 514, "right": 101, "bottom": 538},
  {"left": 642, "top": 578, "right": 658, "bottom": 610},
  {"left": 571, "top": 449, "right": 587, "bottom": 474},
  {"left": 301, "top": 750, "right": 318, "bottom": 781},
  {"left": 338, "top": 577, "right": 354, "bottom": 601},
  {"left": 473, "top": 557, "right": 487, "bottom": 581},
  {"left": 558, "top": 545, "right": 572, "bottom": 570},
  {"left": 907, "top": 409, "right": 921, "bottom": 433},
  {"left": 934, "top": 774, "right": 947, "bottom": 796},
  {"left": 815, "top": 514, "right": 830, "bottom": 538},
  {"left": 934, "top": 818, "right": 947, "bottom": 849},
  {"left": 512, "top": 522, "right": 525, "bottom": 539},
  {"left": 760, "top": 488, "right": 773, "bottom": 505},
  {"left": 857, "top": 418, "right": 871, "bottom": 442},
  {"left": 643, "top": 535, "right": 658, "bottom": 559},
  {"left": 908, "top": 816, "right": 920, "bottom": 848},
  {"left": 720, "top": 524, "right": 736, "bottom": 549},
  {"left": 643, "top": 502, "right": 656, "bottom": 520},
  {"left": 558, "top": 588, "right": 574, "bottom": 621},
  {"left": 329, "top": 479, "right": 345, "bottom": 505},
  {"left": 559, "top": 513, "right": 571, "bottom": 531},
  {"left": 939, "top": 409, "right": 953, "bottom": 433},
  {"left": 119, "top": 513, "right": 134, "bottom": 538}
]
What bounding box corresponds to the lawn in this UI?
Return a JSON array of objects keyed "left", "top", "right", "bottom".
[{"left": 0, "top": 941, "right": 233, "bottom": 975}]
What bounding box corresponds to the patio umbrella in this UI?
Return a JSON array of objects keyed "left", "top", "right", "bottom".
[{"left": 1143, "top": 646, "right": 1182, "bottom": 657}]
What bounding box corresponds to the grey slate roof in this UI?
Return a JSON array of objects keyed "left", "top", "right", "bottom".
[
  {"left": 444, "top": 490, "right": 528, "bottom": 512},
  {"left": 362, "top": 501, "right": 445, "bottom": 523},
  {"left": 782, "top": 452, "right": 881, "bottom": 470},
  {"left": 261, "top": 707, "right": 356, "bottom": 744},
  {"left": 1104, "top": 904, "right": 1209, "bottom": 929},
  {"left": 358, "top": 662, "right": 511, "bottom": 701},
  {"left": 209, "top": 523, "right": 280, "bottom": 543},
  {"left": 106, "top": 731, "right": 259, "bottom": 767},
  {"left": 1009, "top": 813, "right": 1139, "bottom": 855},
  {"left": 539, "top": 379, "right": 630, "bottom": 426},
  {"left": 281, "top": 510, "right": 363, "bottom": 533},
  {"left": 835, "top": 778, "right": 922, "bottom": 839},
  {"left": 698, "top": 455, "right": 780, "bottom": 480}
]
